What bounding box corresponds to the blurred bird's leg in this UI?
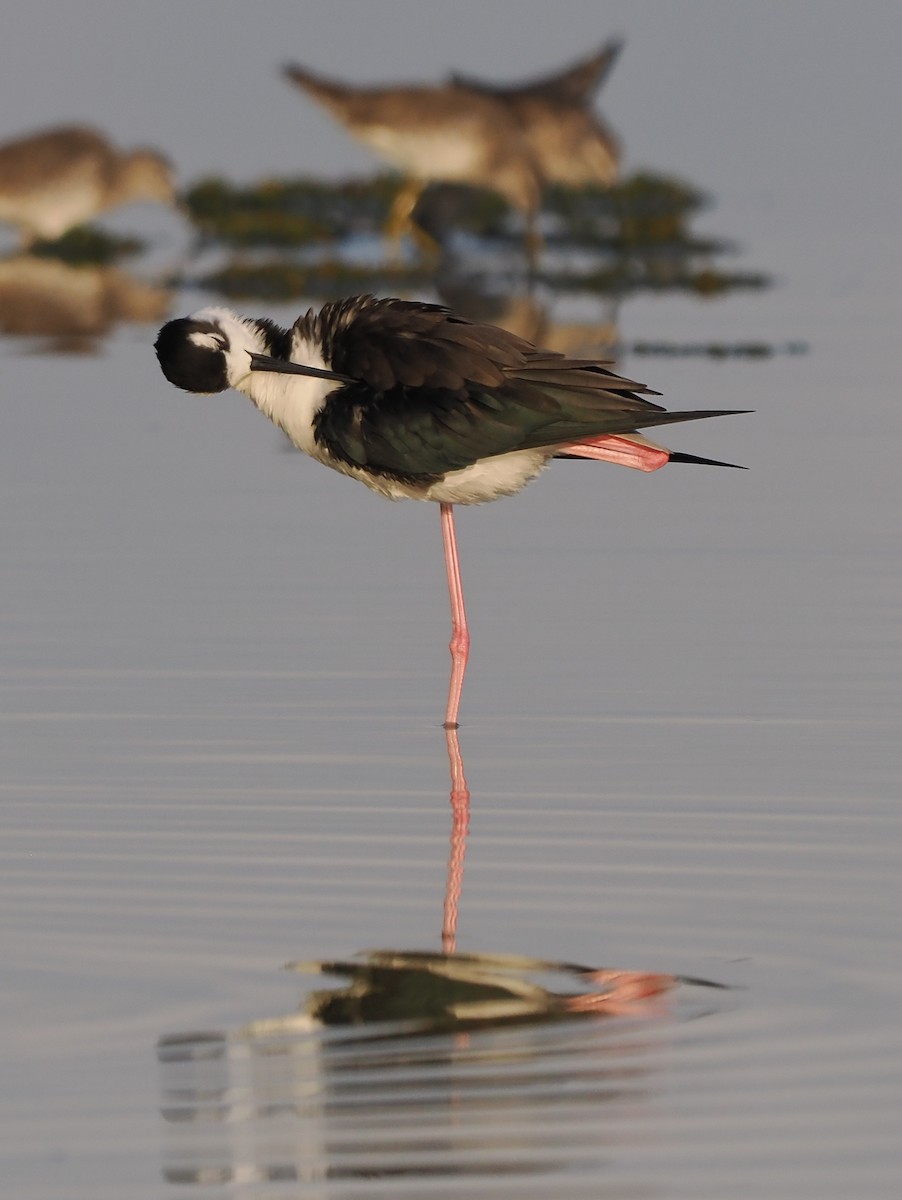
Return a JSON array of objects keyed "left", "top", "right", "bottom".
[
  {"left": 440, "top": 503, "right": 470, "bottom": 730},
  {"left": 385, "top": 177, "right": 422, "bottom": 238},
  {"left": 442, "top": 725, "right": 470, "bottom": 953},
  {"left": 384, "top": 178, "right": 440, "bottom": 262},
  {"left": 524, "top": 209, "right": 544, "bottom": 274},
  {"left": 385, "top": 178, "right": 422, "bottom": 255}
]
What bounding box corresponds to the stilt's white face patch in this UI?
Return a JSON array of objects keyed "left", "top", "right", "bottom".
[
  {"left": 188, "top": 330, "right": 226, "bottom": 352},
  {"left": 188, "top": 307, "right": 267, "bottom": 391}
]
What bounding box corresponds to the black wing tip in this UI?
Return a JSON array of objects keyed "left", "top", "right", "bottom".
[
  {"left": 686, "top": 410, "right": 753, "bottom": 417},
  {"left": 668, "top": 451, "right": 747, "bottom": 469}
]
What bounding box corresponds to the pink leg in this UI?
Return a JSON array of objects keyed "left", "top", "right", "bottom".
[
  {"left": 440, "top": 503, "right": 470, "bottom": 729},
  {"left": 441, "top": 726, "right": 470, "bottom": 954}
]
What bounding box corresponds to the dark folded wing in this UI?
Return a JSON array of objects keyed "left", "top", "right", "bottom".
[{"left": 311, "top": 297, "right": 734, "bottom": 480}]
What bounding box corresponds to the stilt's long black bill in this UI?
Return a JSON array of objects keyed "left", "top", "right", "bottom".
[{"left": 248, "top": 353, "right": 353, "bottom": 384}]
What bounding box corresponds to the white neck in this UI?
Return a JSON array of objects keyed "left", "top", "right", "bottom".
[
  {"left": 238, "top": 370, "right": 338, "bottom": 457},
  {"left": 236, "top": 328, "right": 339, "bottom": 458}
]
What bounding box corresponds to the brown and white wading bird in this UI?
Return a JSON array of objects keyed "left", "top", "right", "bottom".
[
  {"left": 0, "top": 125, "right": 176, "bottom": 247},
  {"left": 449, "top": 38, "right": 623, "bottom": 192},
  {"left": 154, "top": 295, "right": 746, "bottom": 727},
  {"left": 282, "top": 41, "right": 623, "bottom": 260}
]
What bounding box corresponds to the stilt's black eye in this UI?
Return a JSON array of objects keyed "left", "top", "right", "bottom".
[{"left": 155, "top": 318, "right": 230, "bottom": 394}]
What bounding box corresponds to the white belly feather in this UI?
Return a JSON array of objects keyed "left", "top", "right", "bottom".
[
  {"left": 423, "top": 450, "right": 552, "bottom": 504},
  {"left": 318, "top": 447, "right": 552, "bottom": 505}
]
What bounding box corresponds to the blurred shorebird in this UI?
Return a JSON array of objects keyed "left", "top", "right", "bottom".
[
  {"left": 0, "top": 125, "right": 176, "bottom": 247},
  {"left": 155, "top": 295, "right": 746, "bottom": 727},
  {"left": 450, "top": 39, "right": 622, "bottom": 192},
  {"left": 282, "top": 41, "right": 623, "bottom": 260}
]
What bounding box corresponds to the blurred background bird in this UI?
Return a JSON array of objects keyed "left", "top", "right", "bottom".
[
  {"left": 450, "top": 39, "right": 622, "bottom": 192},
  {"left": 0, "top": 125, "right": 177, "bottom": 248},
  {"left": 282, "top": 41, "right": 623, "bottom": 262}
]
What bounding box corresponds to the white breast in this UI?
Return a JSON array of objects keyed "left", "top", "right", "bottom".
[
  {"left": 235, "top": 330, "right": 339, "bottom": 458},
  {"left": 240, "top": 371, "right": 337, "bottom": 458}
]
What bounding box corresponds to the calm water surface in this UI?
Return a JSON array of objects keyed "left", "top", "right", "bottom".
[{"left": 2, "top": 113, "right": 901, "bottom": 1200}]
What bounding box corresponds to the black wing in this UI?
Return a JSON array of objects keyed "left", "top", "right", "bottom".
[{"left": 306, "top": 297, "right": 738, "bottom": 481}]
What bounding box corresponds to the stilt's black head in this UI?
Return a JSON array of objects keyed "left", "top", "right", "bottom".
[{"left": 154, "top": 317, "right": 230, "bottom": 394}]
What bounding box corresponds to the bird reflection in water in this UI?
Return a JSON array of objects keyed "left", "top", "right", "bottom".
[
  {"left": 436, "top": 274, "right": 620, "bottom": 361},
  {"left": 442, "top": 726, "right": 469, "bottom": 954},
  {"left": 272, "top": 727, "right": 694, "bottom": 1030},
  {"left": 275, "top": 951, "right": 678, "bottom": 1034},
  {"left": 155, "top": 726, "right": 727, "bottom": 1189},
  {"left": 0, "top": 254, "right": 170, "bottom": 353}
]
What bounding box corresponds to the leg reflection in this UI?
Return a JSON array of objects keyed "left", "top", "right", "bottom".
[{"left": 441, "top": 725, "right": 470, "bottom": 954}]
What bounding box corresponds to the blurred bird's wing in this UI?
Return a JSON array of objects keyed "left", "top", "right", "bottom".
[{"left": 450, "top": 39, "right": 624, "bottom": 105}]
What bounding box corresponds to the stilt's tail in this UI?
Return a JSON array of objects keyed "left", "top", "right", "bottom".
[
  {"left": 451, "top": 39, "right": 624, "bottom": 104},
  {"left": 282, "top": 63, "right": 360, "bottom": 117},
  {"left": 557, "top": 432, "right": 746, "bottom": 472},
  {"left": 668, "top": 450, "right": 747, "bottom": 469}
]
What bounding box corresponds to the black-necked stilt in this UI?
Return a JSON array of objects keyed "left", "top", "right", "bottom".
[
  {"left": 282, "top": 42, "right": 623, "bottom": 260},
  {"left": 0, "top": 126, "right": 176, "bottom": 247},
  {"left": 155, "top": 294, "right": 746, "bottom": 727}
]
